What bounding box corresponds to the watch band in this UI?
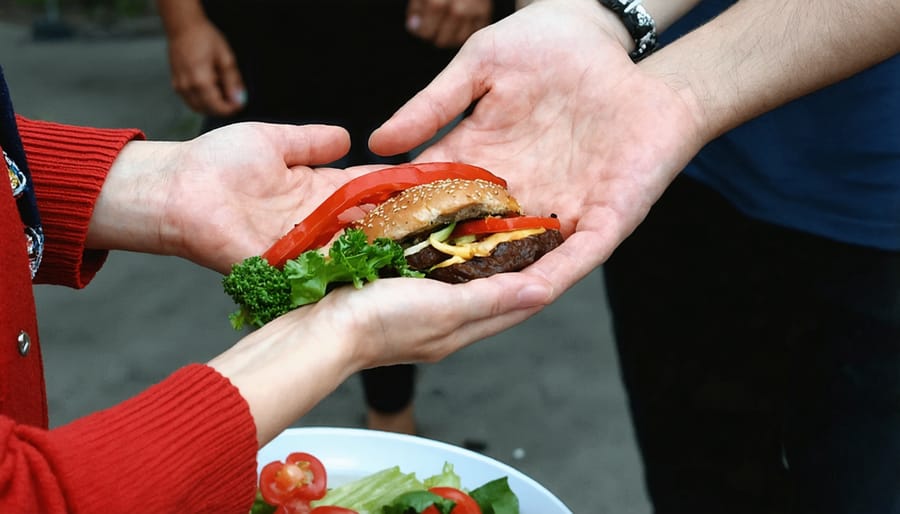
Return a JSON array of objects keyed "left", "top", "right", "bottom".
[{"left": 597, "top": 0, "right": 658, "bottom": 62}]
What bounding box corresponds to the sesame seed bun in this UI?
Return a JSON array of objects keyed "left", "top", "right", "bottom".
[{"left": 354, "top": 178, "right": 523, "bottom": 242}]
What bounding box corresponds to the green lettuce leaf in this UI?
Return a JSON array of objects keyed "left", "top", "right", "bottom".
[
  {"left": 283, "top": 229, "right": 423, "bottom": 307},
  {"left": 469, "top": 477, "right": 520, "bottom": 514},
  {"left": 311, "top": 466, "right": 424, "bottom": 512},
  {"left": 422, "top": 462, "right": 462, "bottom": 490},
  {"left": 381, "top": 490, "right": 455, "bottom": 514}
]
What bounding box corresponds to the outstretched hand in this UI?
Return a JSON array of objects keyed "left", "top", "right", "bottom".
[
  {"left": 91, "top": 122, "right": 372, "bottom": 273},
  {"left": 210, "top": 260, "right": 555, "bottom": 445},
  {"left": 372, "top": 0, "right": 706, "bottom": 298}
]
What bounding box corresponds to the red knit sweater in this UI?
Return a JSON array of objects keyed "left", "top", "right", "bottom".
[{"left": 0, "top": 116, "right": 258, "bottom": 513}]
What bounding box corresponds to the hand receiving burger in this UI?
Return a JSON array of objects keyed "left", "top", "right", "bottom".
[{"left": 223, "top": 162, "right": 562, "bottom": 329}]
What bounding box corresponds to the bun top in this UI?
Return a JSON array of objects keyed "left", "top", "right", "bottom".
[{"left": 354, "top": 178, "right": 522, "bottom": 241}]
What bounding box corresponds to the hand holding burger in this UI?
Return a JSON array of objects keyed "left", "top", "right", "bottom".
[{"left": 223, "top": 163, "right": 563, "bottom": 328}]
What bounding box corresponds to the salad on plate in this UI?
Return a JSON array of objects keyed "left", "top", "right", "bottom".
[{"left": 252, "top": 450, "right": 519, "bottom": 514}]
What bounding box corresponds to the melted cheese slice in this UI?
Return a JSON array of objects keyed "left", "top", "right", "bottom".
[{"left": 429, "top": 228, "right": 546, "bottom": 269}]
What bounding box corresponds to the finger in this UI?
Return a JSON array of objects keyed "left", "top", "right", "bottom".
[
  {"left": 257, "top": 123, "right": 351, "bottom": 167},
  {"left": 171, "top": 72, "right": 212, "bottom": 115},
  {"left": 198, "top": 85, "right": 240, "bottom": 117},
  {"left": 432, "top": 14, "right": 460, "bottom": 48},
  {"left": 339, "top": 271, "right": 555, "bottom": 366},
  {"left": 216, "top": 51, "right": 247, "bottom": 109},
  {"left": 422, "top": 273, "right": 553, "bottom": 351},
  {"left": 369, "top": 47, "right": 487, "bottom": 156},
  {"left": 405, "top": 0, "right": 425, "bottom": 35},
  {"left": 519, "top": 222, "right": 622, "bottom": 303},
  {"left": 185, "top": 64, "right": 237, "bottom": 116},
  {"left": 411, "top": 0, "right": 447, "bottom": 41},
  {"left": 180, "top": 88, "right": 207, "bottom": 114}
]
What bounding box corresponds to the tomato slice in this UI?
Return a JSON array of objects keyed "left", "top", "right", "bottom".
[
  {"left": 422, "top": 487, "right": 483, "bottom": 514},
  {"left": 274, "top": 496, "right": 313, "bottom": 514},
  {"left": 262, "top": 162, "right": 507, "bottom": 269},
  {"left": 259, "top": 452, "right": 328, "bottom": 506},
  {"left": 309, "top": 507, "right": 359, "bottom": 514},
  {"left": 451, "top": 215, "right": 561, "bottom": 239}
]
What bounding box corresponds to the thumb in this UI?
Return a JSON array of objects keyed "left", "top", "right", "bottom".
[
  {"left": 368, "top": 45, "right": 487, "bottom": 157},
  {"left": 263, "top": 124, "right": 351, "bottom": 167}
]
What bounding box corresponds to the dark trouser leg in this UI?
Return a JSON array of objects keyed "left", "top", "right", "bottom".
[
  {"left": 360, "top": 364, "right": 417, "bottom": 414},
  {"left": 603, "top": 175, "right": 900, "bottom": 514}
]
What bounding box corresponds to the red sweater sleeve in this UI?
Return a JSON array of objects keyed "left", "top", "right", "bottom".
[
  {"left": 0, "top": 364, "right": 259, "bottom": 514},
  {"left": 15, "top": 115, "right": 144, "bottom": 288}
]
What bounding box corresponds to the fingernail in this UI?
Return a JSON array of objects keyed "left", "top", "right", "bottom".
[
  {"left": 516, "top": 283, "right": 552, "bottom": 308},
  {"left": 406, "top": 14, "right": 421, "bottom": 32},
  {"left": 234, "top": 89, "right": 247, "bottom": 106}
]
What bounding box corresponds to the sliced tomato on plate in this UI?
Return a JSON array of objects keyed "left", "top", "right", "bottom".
[
  {"left": 422, "top": 486, "right": 483, "bottom": 514},
  {"left": 262, "top": 162, "right": 507, "bottom": 269},
  {"left": 259, "top": 452, "right": 328, "bottom": 507},
  {"left": 451, "top": 215, "right": 560, "bottom": 238}
]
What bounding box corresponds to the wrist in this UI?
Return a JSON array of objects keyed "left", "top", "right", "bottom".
[
  {"left": 156, "top": 0, "right": 208, "bottom": 38},
  {"left": 88, "top": 141, "right": 175, "bottom": 255},
  {"left": 596, "top": 0, "right": 658, "bottom": 61}
]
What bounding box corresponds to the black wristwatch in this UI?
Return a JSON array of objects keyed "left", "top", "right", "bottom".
[{"left": 596, "top": 0, "right": 658, "bottom": 62}]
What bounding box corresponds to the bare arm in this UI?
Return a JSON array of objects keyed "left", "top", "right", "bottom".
[
  {"left": 369, "top": 0, "right": 900, "bottom": 298},
  {"left": 645, "top": 0, "right": 900, "bottom": 140}
]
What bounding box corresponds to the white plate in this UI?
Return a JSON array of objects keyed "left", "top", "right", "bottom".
[{"left": 258, "top": 426, "right": 572, "bottom": 514}]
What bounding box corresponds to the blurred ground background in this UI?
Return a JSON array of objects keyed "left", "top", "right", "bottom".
[{"left": 2, "top": 2, "right": 651, "bottom": 512}]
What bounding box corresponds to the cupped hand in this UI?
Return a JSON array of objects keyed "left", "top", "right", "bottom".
[
  {"left": 372, "top": 0, "right": 707, "bottom": 298},
  {"left": 209, "top": 266, "right": 555, "bottom": 445},
  {"left": 406, "top": 0, "right": 493, "bottom": 48},
  {"left": 165, "top": 18, "right": 245, "bottom": 116},
  {"left": 161, "top": 123, "right": 369, "bottom": 273},
  {"left": 90, "top": 122, "right": 368, "bottom": 273}
]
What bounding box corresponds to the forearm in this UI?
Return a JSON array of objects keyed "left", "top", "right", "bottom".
[
  {"left": 642, "top": 0, "right": 701, "bottom": 33},
  {"left": 207, "top": 307, "right": 358, "bottom": 446},
  {"left": 643, "top": 0, "right": 900, "bottom": 141},
  {"left": 518, "top": 0, "right": 701, "bottom": 51}
]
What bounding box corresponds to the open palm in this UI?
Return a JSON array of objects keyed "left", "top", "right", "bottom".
[
  {"left": 156, "top": 122, "right": 368, "bottom": 273},
  {"left": 371, "top": 1, "right": 705, "bottom": 297}
]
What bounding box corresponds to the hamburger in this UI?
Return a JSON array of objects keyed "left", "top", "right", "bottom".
[
  {"left": 223, "top": 163, "right": 563, "bottom": 328},
  {"left": 353, "top": 177, "right": 563, "bottom": 283}
]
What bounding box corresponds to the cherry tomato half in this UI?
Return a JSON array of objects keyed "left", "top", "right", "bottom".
[
  {"left": 262, "top": 162, "right": 507, "bottom": 269},
  {"left": 310, "top": 507, "right": 359, "bottom": 514},
  {"left": 273, "top": 496, "right": 313, "bottom": 514},
  {"left": 451, "top": 215, "right": 561, "bottom": 239},
  {"left": 422, "top": 487, "right": 483, "bottom": 514},
  {"left": 259, "top": 452, "right": 328, "bottom": 506}
]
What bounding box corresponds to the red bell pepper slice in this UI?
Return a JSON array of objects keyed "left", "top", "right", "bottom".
[{"left": 262, "top": 162, "right": 506, "bottom": 269}]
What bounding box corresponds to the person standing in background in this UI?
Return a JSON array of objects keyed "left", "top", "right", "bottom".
[{"left": 156, "top": 0, "right": 516, "bottom": 435}]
